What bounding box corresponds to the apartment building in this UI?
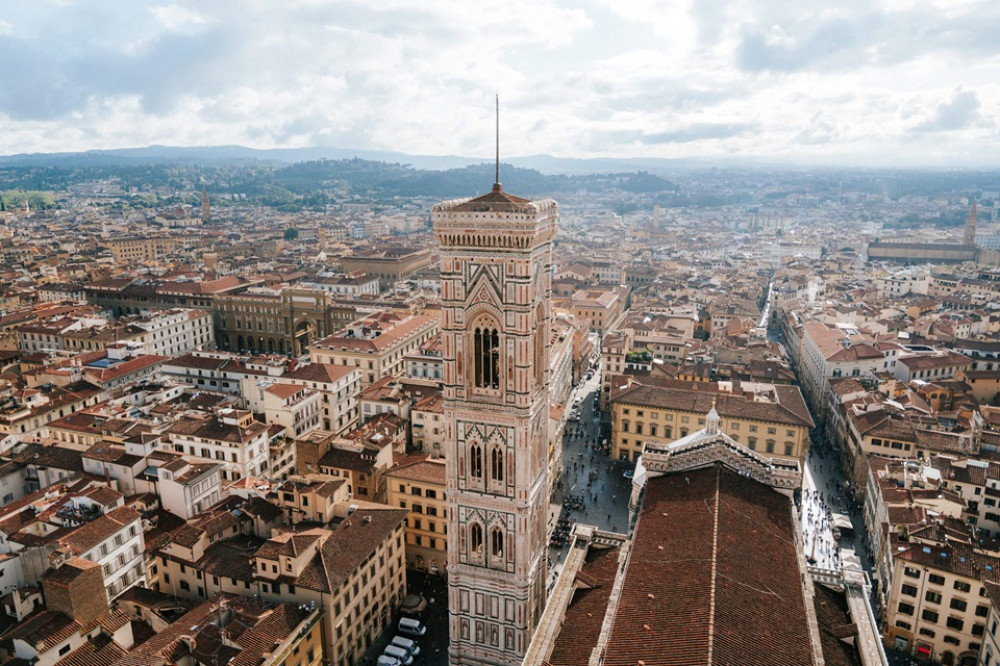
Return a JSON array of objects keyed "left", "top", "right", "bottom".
[
  {"left": 411, "top": 392, "right": 445, "bottom": 456},
  {"left": 301, "top": 273, "right": 380, "bottom": 297},
  {"left": 885, "top": 539, "right": 996, "bottom": 664},
  {"left": 308, "top": 310, "right": 440, "bottom": 388},
  {"left": 118, "top": 593, "right": 326, "bottom": 666},
  {"left": 266, "top": 478, "right": 350, "bottom": 525},
  {"left": 56, "top": 504, "right": 145, "bottom": 600},
  {"left": 127, "top": 308, "right": 215, "bottom": 355},
  {"left": 799, "top": 321, "right": 900, "bottom": 419},
  {"left": 980, "top": 583, "right": 1000, "bottom": 666},
  {"left": 252, "top": 508, "right": 409, "bottom": 666},
  {"left": 17, "top": 308, "right": 213, "bottom": 356},
  {"left": 895, "top": 351, "right": 973, "bottom": 383},
  {"left": 263, "top": 383, "right": 323, "bottom": 439},
  {"left": 384, "top": 455, "right": 448, "bottom": 573},
  {"left": 158, "top": 458, "right": 224, "bottom": 520},
  {"left": 570, "top": 285, "right": 629, "bottom": 334},
  {"left": 101, "top": 235, "right": 187, "bottom": 264},
  {"left": 274, "top": 362, "right": 361, "bottom": 435},
  {"left": 610, "top": 380, "right": 813, "bottom": 464},
  {"left": 0, "top": 380, "right": 104, "bottom": 438},
  {"left": 166, "top": 409, "right": 270, "bottom": 482},
  {"left": 404, "top": 335, "right": 443, "bottom": 381}
]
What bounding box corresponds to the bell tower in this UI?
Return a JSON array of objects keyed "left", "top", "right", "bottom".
[{"left": 433, "top": 178, "right": 556, "bottom": 665}]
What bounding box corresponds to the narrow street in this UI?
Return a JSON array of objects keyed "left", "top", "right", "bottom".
[
  {"left": 801, "top": 426, "right": 878, "bottom": 605},
  {"left": 547, "top": 364, "right": 634, "bottom": 590}
]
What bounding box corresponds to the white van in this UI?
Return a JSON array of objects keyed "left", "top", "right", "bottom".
[
  {"left": 382, "top": 644, "right": 414, "bottom": 665},
  {"left": 391, "top": 635, "right": 421, "bottom": 657},
  {"left": 398, "top": 616, "right": 427, "bottom": 637},
  {"left": 376, "top": 656, "right": 401, "bottom": 666}
]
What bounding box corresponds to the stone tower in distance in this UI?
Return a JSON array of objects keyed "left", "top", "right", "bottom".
[
  {"left": 433, "top": 178, "right": 556, "bottom": 665},
  {"left": 964, "top": 200, "right": 978, "bottom": 246},
  {"left": 201, "top": 186, "right": 210, "bottom": 224}
]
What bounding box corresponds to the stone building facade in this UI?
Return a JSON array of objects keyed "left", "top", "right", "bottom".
[
  {"left": 214, "top": 287, "right": 356, "bottom": 356},
  {"left": 434, "top": 182, "right": 556, "bottom": 665}
]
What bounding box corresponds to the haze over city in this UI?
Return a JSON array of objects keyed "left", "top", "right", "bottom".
[{"left": 2, "top": 0, "right": 999, "bottom": 166}]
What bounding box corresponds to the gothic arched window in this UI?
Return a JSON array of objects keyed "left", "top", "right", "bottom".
[
  {"left": 470, "top": 523, "right": 483, "bottom": 555},
  {"left": 470, "top": 443, "right": 483, "bottom": 479},
  {"left": 491, "top": 527, "right": 504, "bottom": 560},
  {"left": 473, "top": 321, "right": 500, "bottom": 389},
  {"left": 490, "top": 446, "right": 504, "bottom": 483}
]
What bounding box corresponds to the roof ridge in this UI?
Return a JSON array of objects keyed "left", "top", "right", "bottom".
[{"left": 706, "top": 465, "right": 720, "bottom": 666}]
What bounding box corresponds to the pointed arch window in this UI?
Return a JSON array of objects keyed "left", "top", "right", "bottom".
[
  {"left": 473, "top": 324, "right": 500, "bottom": 389},
  {"left": 490, "top": 446, "right": 504, "bottom": 483},
  {"left": 469, "top": 443, "right": 483, "bottom": 479},
  {"left": 470, "top": 523, "right": 483, "bottom": 555},
  {"left": 490, "top": 527, "right": 504, "bottom": 561}
]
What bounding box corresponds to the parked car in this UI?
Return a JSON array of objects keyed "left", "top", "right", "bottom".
[{"left": 398, "top": 617, "right": 427, "bottom": 637}]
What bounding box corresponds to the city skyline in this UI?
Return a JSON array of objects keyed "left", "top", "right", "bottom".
[{"left": 2, "top": 0, "right": 999, "bottom": 167}]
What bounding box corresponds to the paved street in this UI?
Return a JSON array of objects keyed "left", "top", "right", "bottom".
[
  {"left": 548, "top": 365, "right": 634, "bottom": 589},
  {"left": 360, "top": 569, "right": 448, "bottom": 666},
  {"left": 801, "top": 427, "right": 877, "bottom": 590}
]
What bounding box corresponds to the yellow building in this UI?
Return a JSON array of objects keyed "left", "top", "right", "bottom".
[
  {"left": 610, "top": 381, "right": 813, "bottom": 464},
  {"left": 384, "top": 455, "right": 448, "bottom": 574},
  {"left": 570, "top": 285, "right": 629, "bottom": 334}
]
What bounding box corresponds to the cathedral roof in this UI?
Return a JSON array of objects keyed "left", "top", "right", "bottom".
[
  {"left": 602, "top": 464, "right": 817, "bottom": 665},
  {"left": 450, "top": 183, "right": 534, "bottom": 213}
]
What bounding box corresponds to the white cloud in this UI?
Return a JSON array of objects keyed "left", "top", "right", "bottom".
[{"left": 0, "top": 0, "right": 997, "bottom": 166}]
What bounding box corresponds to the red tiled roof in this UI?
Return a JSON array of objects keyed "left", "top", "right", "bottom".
[
  {"left": 547, "top": 546, "right": 621, "bottom": 666},
  {"left": 602, "top": 465, "right": 815, "bottom": 666}
]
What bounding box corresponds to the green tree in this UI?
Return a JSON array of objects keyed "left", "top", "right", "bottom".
[{"left": 284, "top": 227, "right": 299, "bottom": 241}]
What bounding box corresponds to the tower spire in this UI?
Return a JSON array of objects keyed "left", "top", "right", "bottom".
[{"left": 494, "top": 93, "right": 501, "bottom": 190}]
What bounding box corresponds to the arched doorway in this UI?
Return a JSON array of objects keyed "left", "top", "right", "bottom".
[{"left": 294, "top": 320, "right": 315, "bottom": 356}]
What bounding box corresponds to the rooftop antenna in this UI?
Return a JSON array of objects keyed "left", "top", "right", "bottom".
[{"left": 494, "top": 93, "right": 501, "bottom": 190}]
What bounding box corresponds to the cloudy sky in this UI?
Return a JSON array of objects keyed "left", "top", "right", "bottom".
[{"left": 2, "top": 0, "right": 999, "bottom": 166}]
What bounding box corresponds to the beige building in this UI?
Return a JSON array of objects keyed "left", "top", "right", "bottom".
[
  {"left": 252, "top": 509, "right": 408, "bottom": 666},
  {"left": 262, "top": 383, "right": 323, "bottom": 439},
  {"left": 610, "top": 380, "right": 814, "bottom": 464},
  {"left": 569, "top": 285, "right": 629, "bottom": 334},
  {"left": 385, "top": 455, "right": 448, "bottom": 574},
  {"left": 411, "top": 392, "right": 445, "bottom": 456},
  {"left": 166, "top": 409, "right": 271, "bottom": 482},
  {"left": 101, "top": 235, "right": 187, "bottom": 264},
  {"left": 885, "top": 539, "right": 997, "bottom": 664},
  {"left": 308, "top": 310, "right": 439, "bottom": 387},
  {"left": 339, "top": 246, "right": 433, "bottom": 288},
  {"left": 276, "top": 362, "right": 361, "bottom": 434}
]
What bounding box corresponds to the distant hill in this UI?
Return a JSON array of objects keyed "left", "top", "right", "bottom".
[
  {"left": 0, "top": 152, "right": 678, "bottom": 211},
  {"left": 0, "top": 144, "right": 707, "bottom": 176}
]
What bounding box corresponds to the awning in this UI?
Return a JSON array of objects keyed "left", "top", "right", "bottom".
[{"left": 832, "top": 512, "right": 854, "bottom": 531}]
